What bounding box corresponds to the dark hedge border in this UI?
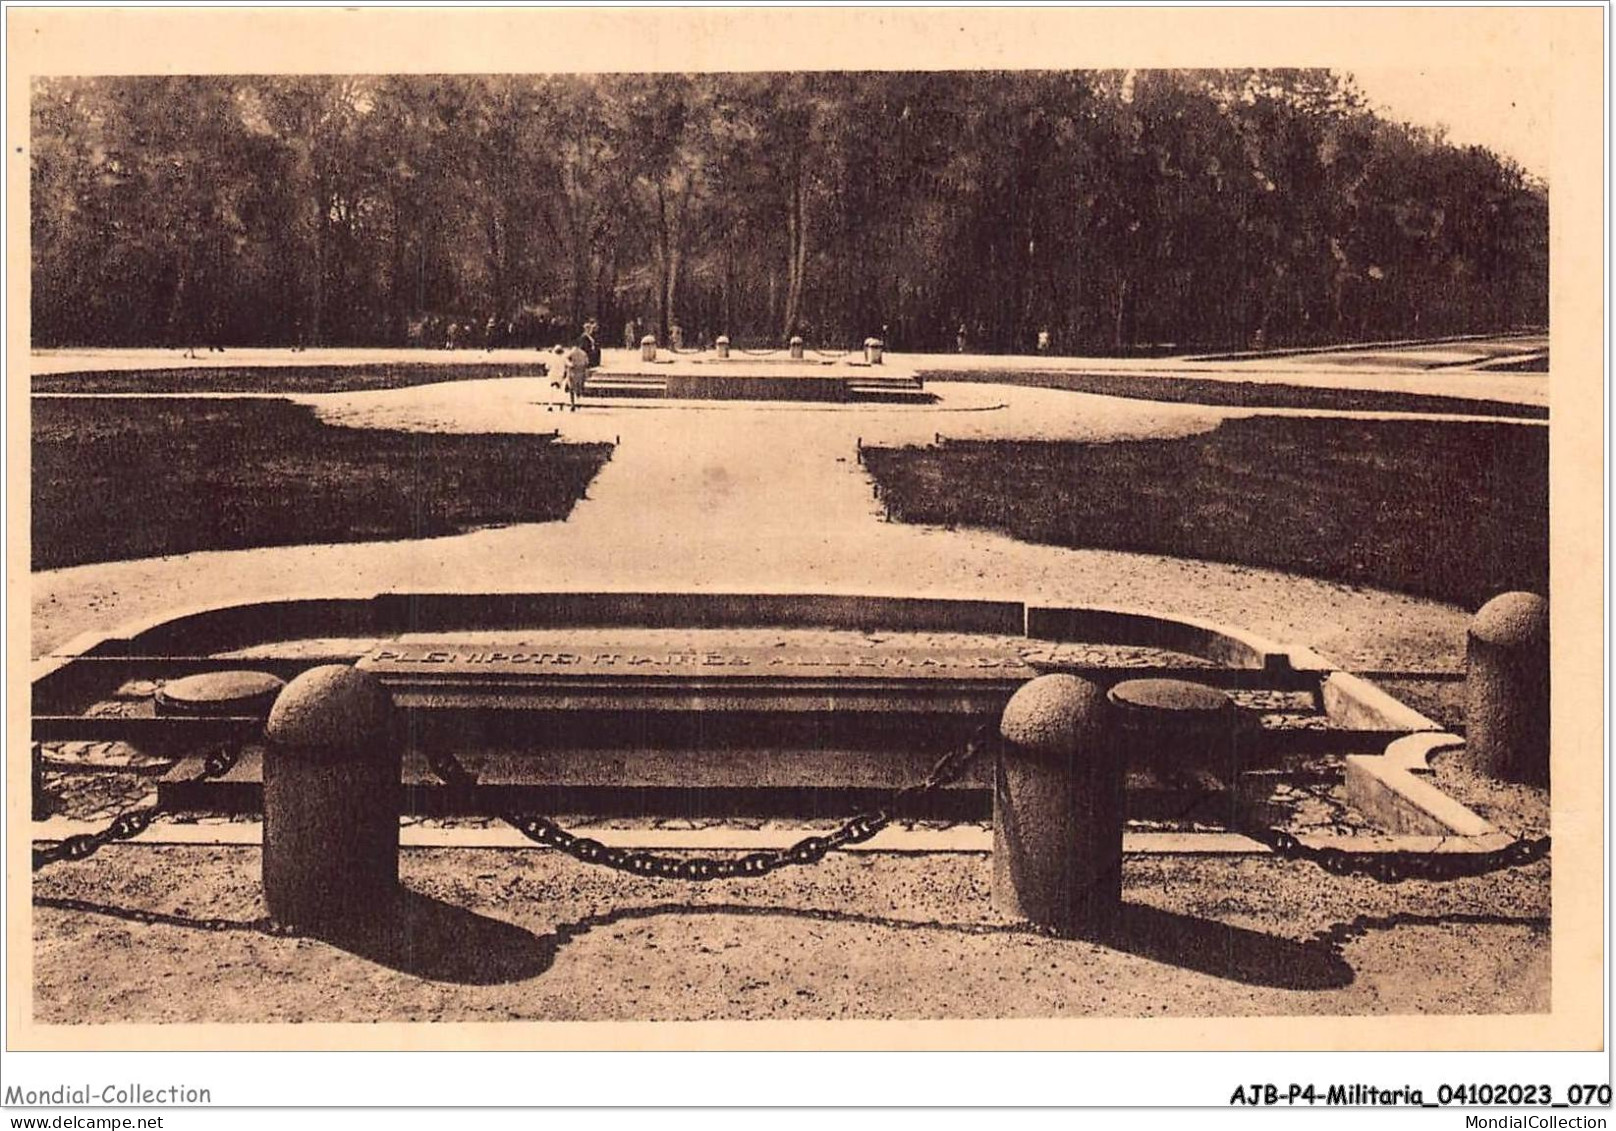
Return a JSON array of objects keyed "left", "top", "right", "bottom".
[
  {"left": 31, "top": 362, "right": 551, "bottom": 396},
  {"left": 925, "top": 369, "right": 1548, "bottom": 420},
  {"left": 862, "top": 416, "right": 1547, "bottom": 609},
  {"left": 33, "top": 396, "right": 610, "bottom": 570}
]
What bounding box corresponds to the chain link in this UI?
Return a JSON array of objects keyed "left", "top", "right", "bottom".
[
  {"left": 434, "top": 739, "right": 1552, "bottom": 885},
  {"left": 428, "top": 731, "right": 988, "bottom": 883},
  {"left": 1246, "top": 826, "right": 1551, "bottom": 884},
  {"left": 32, "top": 744, "right": 242, "bottom": 872},
  {"left": 35, "top": 734, "right": 1549, "bottom": 888}
]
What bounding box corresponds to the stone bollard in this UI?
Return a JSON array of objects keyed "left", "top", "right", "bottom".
[
  {"left": 155, "top": 670, "right": 286, "bottom": 718},
  {"left": 1464, "top": 591, "right": 1549, "bottom": 785},
  {"left": 716, "top": 334, "right": 731, "bottom": 358},
  {"left": 789, "top": 335, "right": 804, "bottom": 360},
  {"left": 640, "top": 334, "right": 659, "bottom": 362},
  {"left": 864, "top": 337, "right": 884, "bottom": 365},
  {"left": 993, "top": 674, "right": 1121, "bottom": 937},
  {"left": 262, "top": 665, "right": 400, "bottom": 930}
]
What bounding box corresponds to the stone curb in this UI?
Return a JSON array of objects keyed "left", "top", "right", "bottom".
[{"left": 1344, "top": 733, "right": 1502, "bottom": 839}]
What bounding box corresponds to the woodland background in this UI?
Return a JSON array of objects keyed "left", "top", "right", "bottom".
[{"left": 31, "top": 69, "right": 1548, "bottom": 353}]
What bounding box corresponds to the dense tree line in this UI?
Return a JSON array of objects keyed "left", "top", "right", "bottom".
[{"left": 31, "top": 69, "right": 1547, "bottom": 353}]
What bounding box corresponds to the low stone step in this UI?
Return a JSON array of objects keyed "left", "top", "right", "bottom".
[
  {"left": 845, "top": 376, "right": 924, "bottom": 388},
  {"left": 155, "top": 744, "right": 1256, "bottom": 823},
  {"left": 846, "top": 387, "right": 934, "bottom": 403},
  {"left": 583, "top": 377, "right": 668, "bottom": 398}
]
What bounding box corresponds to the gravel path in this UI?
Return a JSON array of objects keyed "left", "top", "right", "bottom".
[{"left": 32, "top": 376, "right": 1474, "bottom": 671}]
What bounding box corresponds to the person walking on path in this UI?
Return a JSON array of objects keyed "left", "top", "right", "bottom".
[{"left": 550, "top": 344, "right": 590, "bottom": 411}]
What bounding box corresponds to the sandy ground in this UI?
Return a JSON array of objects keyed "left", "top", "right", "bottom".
[
  {"left": 32, "top": 376, "right": 1487, "bottom": 671},
  {"left": 31, "top": 845, "right": 1549, "bottom": 1023}
]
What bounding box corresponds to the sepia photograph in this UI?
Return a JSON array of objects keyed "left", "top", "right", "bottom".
[{"left": 4, "top": 5, "right": 1605, "bottom": 1094}]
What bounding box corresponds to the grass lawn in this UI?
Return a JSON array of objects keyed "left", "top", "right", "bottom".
[
  {"left": 32, "top": 397, "right": 611, "bottom": 570},
  {"left": 862, "top": 416, "right": 1547, "bottom": 609},
  {"left": 925, "top": 369, "right": 1548, "bottom": 420}
]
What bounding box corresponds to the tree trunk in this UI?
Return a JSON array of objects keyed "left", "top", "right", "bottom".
[
  {"left": 1112, "top": 275, "right": 1129, "bottom": 350},
  {"left": 655, "top": 182, "right": 671, "bottom": 341},
  {"left": 309, "top": 207, "right": 325, "bottom": 346},
  {"left": 782, "top": 170, "right": 808, "bottom": 338}
]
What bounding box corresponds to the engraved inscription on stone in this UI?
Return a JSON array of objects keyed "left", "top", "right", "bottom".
[{"left": 360, "top": 644, "right": 1036, "bottom": 680}]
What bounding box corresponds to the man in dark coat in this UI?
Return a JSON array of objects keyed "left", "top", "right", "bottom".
[{"left": 576, "top": 318, "right": 602, "bottom": 369}]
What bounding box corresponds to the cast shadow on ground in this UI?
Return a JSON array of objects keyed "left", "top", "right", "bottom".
[
  {"left": 529, "top": 898, "right": 1354, "bottom": 991},
  {"left": 35, "top": 887, "right": 555, "bottom": 986},
  {"left": 53, "top": 892, "right": 1549, "bottom": 994},
  {"left": 310, "top": 886, "right": 558, "bottom": 984},
  {"left": 38, "top": 890, "right": 1345, "bottom": 990},
  {"left": 1098, "top": 902, "right": 1352, "bottom": 989}
]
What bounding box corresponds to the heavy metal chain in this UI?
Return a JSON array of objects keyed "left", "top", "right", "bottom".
[
  {"left": 32, "top": 744, "right": 241, "bottom": 872},
  {"left": 427, "top": 731, "right": 987, "bottom": 883},
  {"left": 1246, "top": 826, "right": 1551, "bottom": 884}
]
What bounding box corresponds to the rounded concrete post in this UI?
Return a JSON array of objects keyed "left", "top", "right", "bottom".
[
  {"left": 262, "top": 665, "right": 400, "bottom": 930},
  {"left": 715, "top": 335, "right": 731, "bottom": 358},
  {"left": 993, "top": 674, "right": 1120, "bottom": 937},
  {"left": 640, "top": 334, "right": 658, "bottom": 362},
  {"left": 1465, "top": 591, "right": 1549, "bottom": 785},
  {"left": 864, "top": 337, "right": 884, "bottom": 365},
  {"left": 789, "top": 335, "right": 804, "bottom": 360}
]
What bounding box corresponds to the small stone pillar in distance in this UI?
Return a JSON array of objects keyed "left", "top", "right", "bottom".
[
  {"left": 1465, "top": 591, "right": 1549, "bottom": 786},
  {"left": 993, "top": 674, "right": 1121, "bottom": 937},
  {"left": 262, "top": 665, "right": 401, "bottom": 930},
  {"left": 789, "top": 335, "right": 804, "bottom": 360},
  {"left": 715, "top": 335, "right": 731, "bottom": 359},
  {"left": 864, "top": 337, "right": 884, "bottom": 365},
  {"left": 640, "top": 334, "right": 658, "bottom": 362}
]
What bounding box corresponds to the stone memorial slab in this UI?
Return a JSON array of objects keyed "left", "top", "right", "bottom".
[
  {"left": 359, "top": 639, "right": 1038, "bottom": 715},
  {"left": 361, "top": 643, "right": 1037, "bottom": 680}
]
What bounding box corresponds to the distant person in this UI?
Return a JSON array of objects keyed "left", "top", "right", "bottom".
[
  {"left": 1036, "top": 328, "right": 1051, "bottom": 355},
  {"left": 576, "top": 318, "right": 602, "bottom": 368},
  {"left": 669, "top": 323, "right": 684, "bottom": 351},
  {"left": 956, "top": 323, "right": 968, "bottom": 354},
  {"left": 624, "top": 318, "right": 638, "bottom": 350}
]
